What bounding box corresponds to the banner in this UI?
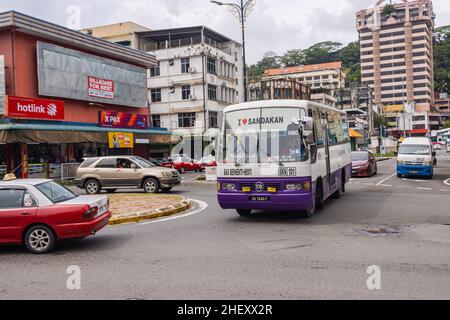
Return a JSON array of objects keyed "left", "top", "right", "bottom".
[
  {"left": 108, "top": 132, "right": 134, "bottom": 149},
  {"left": 88, "top": 76, "right": 114, "bottom": 99},
  {"left": 6, "top": 96, "right": 65, "bottom": 120},
  {"left": 99, "top": 111, "right": 147, "bottom": 129}
]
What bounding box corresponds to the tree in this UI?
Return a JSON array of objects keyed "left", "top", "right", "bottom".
[
  {"left": 300, "top": 41, "right": 342, "bottom": 65},
  {"left": 374, "top": 113, "right": 388, "bottom": 128},
  {"left": 442, "top": 120, "right": 450, "bottom": 129},
  {"left": 434, "top": 25, "right": 450, "bottom": 95},
  {"left": 247, "top": 51, "right": 281, "bottom": 78},
  {"left": 280, "top": 49, "right": 305, "bottom": 67},
  {"left": 338, "top": 41, "right": 361, "bottom": 84}
]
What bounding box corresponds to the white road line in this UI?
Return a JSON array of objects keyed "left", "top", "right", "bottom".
[
  {"left": 399, "top": 186, "right": 411, "bottom": 188},
  {"left": 378, "top": 184, "right": 393, "bottom": 187},
  {"left": 417, "top": 187, "right": 432, "bottom": 191},
  {"left": 139, "top": 199, "right": 208, "bottom": 225},
  {"left": 444, "top": 178, "right": 450, "bottom": 186},
  {"left": 376, "top": 172, "right": 397, "bottom": 186},
  {"left": 439, "top": 190, "right": 448, "bottom": 192}
]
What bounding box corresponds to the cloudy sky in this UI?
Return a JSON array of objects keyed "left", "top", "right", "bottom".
[{"left": 1, "top": 0, "right": 449, "bottom": 63}]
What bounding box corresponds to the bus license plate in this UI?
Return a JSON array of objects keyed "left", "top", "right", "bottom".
[
  {"left": 250, "top": 196, "right": 270, "bottom": 202},
  {"left": 279, "top": 167, "right": 296, "bottom": 177}
]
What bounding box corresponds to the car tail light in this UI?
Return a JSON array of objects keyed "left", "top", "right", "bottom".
[{"left": 83, "top": 206, "right": 98, "bottom": 220}]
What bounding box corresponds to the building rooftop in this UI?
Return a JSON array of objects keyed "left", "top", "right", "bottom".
[
  {"left": 137, "top": 26, "right": 235, "bottom": 44},
  {"left": 264, "top": 62, "right": 343, "bottom": 77},
  {"left": 0, "top": 11, "right": 156, "bottom": 67}
]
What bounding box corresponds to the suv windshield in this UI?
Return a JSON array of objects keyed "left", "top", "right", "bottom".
[
  {"left": 399, "top": 144, "right": 431, "bottom": 155},
  {"left": 131, "top": 157, "right": 155, "bottom": 168},
  {"left": 36, "top": 181, "right": 78, "bottom": 203}
]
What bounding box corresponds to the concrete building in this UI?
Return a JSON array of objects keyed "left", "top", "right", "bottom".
[
  {"left": 80, "top": 22, "right": 150, "bottom": 48},
  {"left": 0, "top": 11, "right": 170, "bottom": 179},
  {"left": 262, "top": 62, "right": 346, "bottom": 106},
  {"left": 139, "top": 27, "right": 244, "bottom": 139},
  {"left": 356, "top": 0, "right": 435, "bottom": 112},
  {"left": 248, "top": 78, "right": 310, "bottom": 101}
]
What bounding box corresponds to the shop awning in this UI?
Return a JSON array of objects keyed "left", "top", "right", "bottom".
[
  {"left": 0, "top": 123, "right": 173, "bottom": 144},
  {"left": 349, "top": 128, "right": 363, "bottom": 138}
]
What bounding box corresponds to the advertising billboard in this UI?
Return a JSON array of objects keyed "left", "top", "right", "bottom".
[
  {"left": 6, "top": 96, "right": 65, "bottom": 120},
  {"left": 108, "top": 132, "right": 134, "bottom": 149},
  {"left": 99, "top": 111, "right": 148, "bottom": 129},
  {"left": 37, "top": 41, "right": 147, "bottom": 108}
]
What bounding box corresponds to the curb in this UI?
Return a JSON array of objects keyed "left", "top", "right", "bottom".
[
  {"left": 108, "top": 198, "right": 192, "bottom": 225},
  {"left": 375, "top": 157, "right": 393, "bottom": 162}
]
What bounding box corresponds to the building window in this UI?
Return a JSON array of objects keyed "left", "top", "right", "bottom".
[
  {"left": 152, "top": 115, "right": 161, "bottom": 128},
  {"left": 182, "top": 85, "right": 191, "bottom": 100},
  {"left": 181, "top": 58, "right": 190, "bottom": 73},
  {"left": 209, "top": 111, "right": 218, "bottom": 128},
  {"left": 151, "top": 89, "right": 162, "bottom": 103},
  {"left": 207, "top": 57, "right": 217, "bottom": 75},
  {"left": 150, "top": 63, "right": 160, "bottom": 77},
  {"left": 208, "top": 84, "right": 217, "bottom": 101},
  {"left": 178, "top": 112, "right": 196, "bottom": 128}
]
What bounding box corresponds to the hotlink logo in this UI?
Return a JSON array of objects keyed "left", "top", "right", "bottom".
[{"left": 47, "top": 103, "right": 58, "bottom": 117}]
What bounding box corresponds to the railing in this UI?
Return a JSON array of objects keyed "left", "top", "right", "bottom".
[{"left": 61, "top": 163, "right": 81, "bottom": 181}]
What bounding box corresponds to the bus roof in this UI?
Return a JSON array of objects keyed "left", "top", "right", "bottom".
[
  {"left": 401, "top": 137, "right": 431, "bottom": 145},
  {"left": 223, "top": 100, "right": 347, "bottom": 115}
]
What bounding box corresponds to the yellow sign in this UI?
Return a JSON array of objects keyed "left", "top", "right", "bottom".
[
  {"left": 383, "top": 105, "right": 404, "bottom": 113},
  {"left": 108, "top": 132, "right": 134, "bottom": 149}
]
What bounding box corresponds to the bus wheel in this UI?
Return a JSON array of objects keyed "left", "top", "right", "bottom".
[{"left": 236, "top": 209, "right": 252, "bottom": 217}]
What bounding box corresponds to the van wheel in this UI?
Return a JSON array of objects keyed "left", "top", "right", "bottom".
[
  {"left": 85, "top": 179, "right": 101, "bottom": 194},
  {"left": 236, "top": 209, "right": 251, "bottom": 217},
  {"left": 24, "top": 225, "right": 56, "bottom": 254},
  {"left": 143, "top": 178, "right": 160, "bottom": 193}
]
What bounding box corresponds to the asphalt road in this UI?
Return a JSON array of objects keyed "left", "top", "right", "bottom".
[{"left": 1, "top": 151, "right": 450, "bottom": 300}]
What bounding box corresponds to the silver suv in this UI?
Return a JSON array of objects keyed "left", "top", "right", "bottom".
[{"left": 74, "top": 156, "right": 181, "bottom": 194}]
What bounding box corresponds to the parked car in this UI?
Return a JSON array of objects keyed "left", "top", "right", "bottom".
[
  {"left": 160, "top": 157, "right": 175, "bottom": 169},
  {"left": 433, "top": 143, "right": 442, "bottom": 151},
  {"left": 196, "top": 156, "right": 217, "bottom": 171},
  {"left": 75, "top": 156, "right": 181, "bottom": 194},
  {"left": 351, "top": 151, "right": 377, "bottom": 177},
  {"left": 0, "top": 179, "right": 111, "bottom": 254},
  {"left": 171, "top": 157, "right": 202, "bottom": 174}
]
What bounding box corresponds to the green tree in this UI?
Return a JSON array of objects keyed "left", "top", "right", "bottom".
[
  {"left": 442, "top": 120, "right": 450, "bottom": 129},
  {"left": 300, "top": 41, "right": 342, "bottom": 65},
  {"left": 247, "top": 51, "right": 281, "bottom": 78},
  {"left": 338, "top": 41, "right": 361, "bottom": 84},
  {"left": 374, "top": 113, "right": 388, "bottom": 128},
  {"left": 280, "top": 49, "right": 305, "bottom": 67},
  {"left": 434, "top": 25, "right": 450, "bottom": 95}
]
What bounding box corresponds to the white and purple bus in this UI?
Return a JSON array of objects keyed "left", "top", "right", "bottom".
[{"left": 216, "top": 100, "right": 352, "bottom": 218}]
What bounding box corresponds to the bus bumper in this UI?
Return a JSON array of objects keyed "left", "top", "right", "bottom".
[
  {"left": 217, "top": 192, "right": 313, "bottom": 211},
  {"left": 397, "top": 164, "right": 433, "bottom": 177}
]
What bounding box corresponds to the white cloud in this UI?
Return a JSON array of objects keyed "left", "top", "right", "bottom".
[{"left": 1, "top": 0, "right": 449, "bottom": 63}]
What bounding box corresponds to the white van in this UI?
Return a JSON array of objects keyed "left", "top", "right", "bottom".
[{"left": 397, "top": 137, "right": 435, "bottom": 179}]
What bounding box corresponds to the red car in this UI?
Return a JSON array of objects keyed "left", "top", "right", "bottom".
[
  {"left": 351, "top": 151, "right": 378, "bottom": 177},
  {"left": 0, "top": 179, "right": 111, "bottom": 254},
  {"left": 196, "top": 156, "right": 217, "bottom": 171},
  {"left": 162, "top": 157, "right": 202, "bottom": 173}
]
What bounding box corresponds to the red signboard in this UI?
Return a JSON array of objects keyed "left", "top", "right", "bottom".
[
  {"left": 6, "top": 96, "right": 65, "bottom": 120},
  {"left": 88, "top": 76, "right": 114, "bottom": 99},
  {"left": 99, "top": 111, "right": 148, "bottom": 129}
]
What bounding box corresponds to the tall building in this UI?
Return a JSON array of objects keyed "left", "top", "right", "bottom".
[
  {"left": 262, "top": 62, "right": 346, "bottom": 106},
  {"left": 356, "top": 0, "right": 435, "bottom": 113}
]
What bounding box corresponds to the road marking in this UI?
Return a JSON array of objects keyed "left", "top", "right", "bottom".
[
  {"left": 439, "top": 189, "right": 448, "bottom": 192},
  {"left": 378, "top": 184, "right": 393, "bottom": 187},
  {"left": 399, "top": 186, "right": 411, "bottom": 188},
  {"left": 376, "top": 172, "right": 397, "bottom": 186},
  {"left": 139, "top": 199, "right": 208, "bottom": 225},
  {"left": 417, "top": 187, "right": 432, "bottom": 191},
  {"left": 444, "top": 178, "right": 450, "bottom": 186}
]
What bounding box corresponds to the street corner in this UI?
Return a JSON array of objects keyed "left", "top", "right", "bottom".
[{"left": 107, "top": 193, "right": 192, "bottom": 225}]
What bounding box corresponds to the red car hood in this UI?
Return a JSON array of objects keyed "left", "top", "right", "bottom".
[{"left": 352, "top": 161, "right": 369, "bottom": 167}]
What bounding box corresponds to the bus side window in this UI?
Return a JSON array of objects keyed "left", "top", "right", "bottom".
[{"left": 313, "top": 110, "right": 324, "bottom": 147}]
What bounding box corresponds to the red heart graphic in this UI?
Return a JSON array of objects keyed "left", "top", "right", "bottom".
[{"left": 242, "top": 118, "right": 248, "bottom": 125}]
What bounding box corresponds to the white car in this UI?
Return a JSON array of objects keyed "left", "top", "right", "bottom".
[{"left": 433, "top": 144, "right": 442, "bottom": 151}]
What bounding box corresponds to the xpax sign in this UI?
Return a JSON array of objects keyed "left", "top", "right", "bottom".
[{"left": 5, "top": 96, "right": 65, "bottom": 120}]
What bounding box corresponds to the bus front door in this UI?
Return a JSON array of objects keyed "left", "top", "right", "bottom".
[{"left": 323, "top": 122, "right": 331, "bottom": 195}]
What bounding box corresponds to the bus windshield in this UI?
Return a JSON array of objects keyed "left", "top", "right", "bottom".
[
  {"left": 399, "top": 144, "right": 431, "bottom": 155},
  {"left": 221, "top": 107, "right": 308, "bottom": 164}
]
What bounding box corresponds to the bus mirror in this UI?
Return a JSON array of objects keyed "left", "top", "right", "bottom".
[{"left": 303, "top": 130, "right": 315, "bottom": 145}]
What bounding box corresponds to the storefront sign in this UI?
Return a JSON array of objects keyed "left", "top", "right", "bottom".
[
  {"left": 108, "top": 132, "right": 134, "bottom": 149},
  {"left": 99, "top": 111, "right": 147, "bottom": 129},
  {"left": 6, "top": 96, "right": 65, "bottom": 120},
  {"left": 88, "top": 76, "right": 114, "bottom": 99}
]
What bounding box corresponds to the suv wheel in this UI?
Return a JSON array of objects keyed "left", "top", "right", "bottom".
[
  {"left": 85, "top": 179, "right": 101, "bottom": 194},
  {"left": 25, "top": 225, "right": 56, "bottom": 254},
  {"left": 143, "top": 178, "right": 160, "bottom": 193}
]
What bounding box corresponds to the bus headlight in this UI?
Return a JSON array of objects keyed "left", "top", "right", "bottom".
[
  {"left": 221, "top": 183, "right": 236, "bottom": 191},
  {"left": 286, "top": 183, "right": 303, "bottom": 191}
]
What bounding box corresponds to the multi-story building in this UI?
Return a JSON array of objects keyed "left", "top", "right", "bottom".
[
  {"left": 262, "top": 62, "right": 346, "bottom": 106},
  {"left": 356, "top": 0, "right": 435, "bottom": 112},
  {"left": 248, "top": 78, "right": 310, "bottom": 101},
  {"left": 80, "top": 22, "right": 150, "bottom": 48},
  {"left": 139, "top": 27, "right": 243, "bottom": 138},
  {"left": 435, "top": 97, "right": 450, "bottom": 113}
]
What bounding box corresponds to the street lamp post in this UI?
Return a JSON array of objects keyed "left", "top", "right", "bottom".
[{"left": 211, "top": 0, "right": 256, "bottom": 102}]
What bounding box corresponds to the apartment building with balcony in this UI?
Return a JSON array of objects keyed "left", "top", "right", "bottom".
[
  {"left": 262, "top": 62, "right": 346, "bottom": 106},
  {"left": 356, "top": 0, "right": 435, "bottom": 113},
  {"left": 139, "top": 27, "right": 243, "bottom": 137},
  {"left": 248, "top": 78, "right": 310, "bottom": 101}
]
